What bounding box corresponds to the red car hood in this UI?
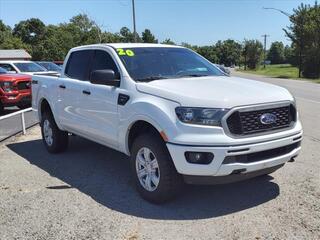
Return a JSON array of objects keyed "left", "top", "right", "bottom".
[{"left": 0, "top": 73, "right": 31, "bottom": 81}]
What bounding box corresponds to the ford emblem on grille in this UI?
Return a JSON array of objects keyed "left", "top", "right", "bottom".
[{"left": 260, "top": 113, "right": 277, "bottom": 125}]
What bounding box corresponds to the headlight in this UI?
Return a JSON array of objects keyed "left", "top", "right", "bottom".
[
  {"left": 175, "top": 107, "right": 229, "bottom": 126},
  {"left": 0, "top": 82, "right": 14, "bottom": 92}
]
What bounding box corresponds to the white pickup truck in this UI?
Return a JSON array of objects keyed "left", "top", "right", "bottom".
[{"left": 32, "top": 43, "right": 302, "bottom": 203}]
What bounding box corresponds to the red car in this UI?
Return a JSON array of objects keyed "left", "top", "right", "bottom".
[{"left": 0, "top": 67, "right": 31, "bottom": 113}]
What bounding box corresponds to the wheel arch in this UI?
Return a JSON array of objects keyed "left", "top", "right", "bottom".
[
  {"left": 38, "top": 98, "right": 60, "bottom": 128},
  {"left": 126, "top": 119, "right": 167, "bottom": 156}
]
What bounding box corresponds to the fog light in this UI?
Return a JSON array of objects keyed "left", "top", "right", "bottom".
[{"left": 185, "top": 152, "right": 214, "bottom": 164}]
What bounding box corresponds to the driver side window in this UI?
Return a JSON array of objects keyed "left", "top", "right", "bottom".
[{"left": 90, "top": 50, "right": 120, "bottom": 79}]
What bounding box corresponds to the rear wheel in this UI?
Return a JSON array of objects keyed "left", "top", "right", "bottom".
[
  {"left": 130, "top": 133, "right": 182, "bottom": 203},
  {"left": 41, "top": 111, "right": 68, "bottom": 153}
]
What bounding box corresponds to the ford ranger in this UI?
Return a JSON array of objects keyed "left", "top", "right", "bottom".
[{"left": 32, "top": 44, "right": 302, "bottom": 203}]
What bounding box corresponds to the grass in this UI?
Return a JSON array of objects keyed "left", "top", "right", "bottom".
[{"left": 238, "top": 64, "right": 320, "bottom": 83}]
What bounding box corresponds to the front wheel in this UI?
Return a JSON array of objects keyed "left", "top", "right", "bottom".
[
  {"left": 130, "top": 133, "right": 182, "bottom": 203},
  {"left": 41, "top": 112, "right": 68, "bottom": 153}
]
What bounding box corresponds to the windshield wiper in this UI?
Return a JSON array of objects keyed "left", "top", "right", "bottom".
[
  {"left": 177, "top": 74, "right": 209, "bottom": 78},
  {"left": 135, "top": 76, "right": 169, "bottom": 82}
]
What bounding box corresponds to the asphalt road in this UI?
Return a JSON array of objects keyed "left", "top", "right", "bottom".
[
  {"left": 0, "top": 73, "right": 319, "bottom": 239},
  {"left": 233, "top": 71, "right": 320, "bottom": 104}
]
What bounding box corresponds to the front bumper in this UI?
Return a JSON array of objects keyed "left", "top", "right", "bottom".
[
  {"left": 183, "top": 164, "right": 284, "bottom": 185},
  {"left": 0, "top": 91, "right": 31, "bottom": 107},
  {"left": 166, "top": 131, "right": 302, "bottom": 177}
]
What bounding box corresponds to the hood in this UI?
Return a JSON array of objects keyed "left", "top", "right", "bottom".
[{"left": 136, "top": 76, "right": 294, "bottom": 108}]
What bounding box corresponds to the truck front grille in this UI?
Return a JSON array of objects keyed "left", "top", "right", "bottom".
[
  {"left": 226, "top": 104, "right": 296, "bottom": 136},
  {"left": 17, "top": 81, "right": 31, "bottom": 90},
  {"left": 223, "top": 141, "right": 301, "bottom": 164}
]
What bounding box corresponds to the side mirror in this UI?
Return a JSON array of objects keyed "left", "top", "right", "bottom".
[{"left": 90, "top": 69, "right": 120, "bottom": 87}]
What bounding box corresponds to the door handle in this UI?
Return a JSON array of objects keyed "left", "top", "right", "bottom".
[
  {"left": 82, "top": 90, "right": 91, "bottom": 95},
  {"left": 59, "top": 84, "right": 66, "bottom": 89}
]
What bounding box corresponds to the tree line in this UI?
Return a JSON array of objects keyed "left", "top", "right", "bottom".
[{"left": 0, "top": 1, "right": 319, "bottom": 78}]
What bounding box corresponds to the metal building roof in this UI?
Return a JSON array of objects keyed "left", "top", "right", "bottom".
[{"left": 0, "top": 49, "right": 31, "bottom": 59}]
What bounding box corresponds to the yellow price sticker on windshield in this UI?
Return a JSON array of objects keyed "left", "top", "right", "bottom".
[{"left": 117, "top": 48, "right": 135, "bottom": 57}]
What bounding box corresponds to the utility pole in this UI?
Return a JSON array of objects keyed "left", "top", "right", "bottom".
[
  {"left": 262, "top": 34, "right": 269, "bottom": 69},
  {"left": 132, "top": 0, "right": 137, "bottom": 42}
]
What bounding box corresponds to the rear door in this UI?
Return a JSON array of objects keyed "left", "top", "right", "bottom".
[
  {"left": 76, "top": 49, "right": 121, "bottom": 148},
  {"left": 59, "top": 49, "right": 94, "bottom": 134}
]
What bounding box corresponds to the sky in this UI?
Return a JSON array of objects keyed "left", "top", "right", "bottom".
[{"left": 0, "top": 0, "right": 316, "bottom": 47}]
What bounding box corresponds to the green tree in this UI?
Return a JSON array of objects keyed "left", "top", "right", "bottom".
[
  {"left": 284, "top": 2, "right": 320, "bottom": 78},
  {"left": 0, "top": 36, "right": 31, "bottom": 52},
  {"left": 11, "top": 18, "right": 47, "bottom": 60},
  {"left": 69, "top": 14, "right": 101, "bottom": 44},
  {"left": 268, "top": 41, "right": 285, "bottom": 64},
  {"left": 13, "top": 18, "right": 46, "bottom": 44},
  {"left": 39, "top": 24, "right": 77, "bottom": 61},
  {"left": 196, "top": 46, "right": 218, "bottom": 63},
  {"left": 161, "top": 38, "right": 175, "bottom": 45},
  {"left": 101, "top": 32, "right": 122, "bottom": 43},
  {"left": 215, "top": 39, "right": 242, "bottom": 66},
  {"left": 180, "top": 42, "right": 197, "bottom": 51},
  {"left": 284, "top": 45, "right": 296, "bottom": 65},
  {"left": 0, "top": 20, "right": 31, "bottom": 53},
  {"left": 243, "top": 40, "right": 263, "bottom": 69},
  {"left": 142, "top": 29, "right": 158, "bottom": 43},
  {"left": 120, "top": 27, "right": 140, "bottom": 42},
  {"left": 0, "top": 20, "right": 12, "bottom": 44}
]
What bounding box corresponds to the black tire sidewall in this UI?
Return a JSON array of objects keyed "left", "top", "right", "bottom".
[
  {"left": 130, "top": 133, "right": 182, "bottom": 203},
  {"left": 41, "top": 112, "right": 68, "bottom": 153}
]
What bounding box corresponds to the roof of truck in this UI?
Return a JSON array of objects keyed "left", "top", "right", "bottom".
[
  {"left": 107, "top": 43, "right": 184, "bottom": 48},
  {"left": 71, "top": 43, "right": 184, "bottom": 51}
]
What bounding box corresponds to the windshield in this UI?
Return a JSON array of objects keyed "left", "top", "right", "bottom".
[
  {"left": 37, "top": 62, "right": 62, "bottom": 72},
  {"left": 116, "top": 47, "right": 224, "bottom": 82},
  {"left": 0, "top": 67, "right": 7, "bottom": 74},
  {"left": 14, "top": 62, "right": 46, "bottom": 72}
]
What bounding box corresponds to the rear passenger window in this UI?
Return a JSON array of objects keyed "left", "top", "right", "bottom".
[
  {"left": 90, "top": 50, "right": 120, "bottom": 79},
  {"left": 65, "top": 50, "right": 94, "bottom": 81}
]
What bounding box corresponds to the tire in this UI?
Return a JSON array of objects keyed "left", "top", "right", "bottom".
[
  {"left": 41, "top": 111, "right": 68, "bottom": 153},
  {"left": 130, "top": 133, "right": 183, "bottom": 203}
]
